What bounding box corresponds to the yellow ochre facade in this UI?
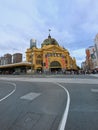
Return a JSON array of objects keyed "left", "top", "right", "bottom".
[{"left": 26, "top": 34, "right": 77, "bottom": 73}]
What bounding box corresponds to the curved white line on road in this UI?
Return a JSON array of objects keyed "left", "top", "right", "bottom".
[
  {"left": 55, "top": 83, "right": 70, "bottom": 130},
  {"left": 0, "top": 82, "right": 16, "bottom": 102}
]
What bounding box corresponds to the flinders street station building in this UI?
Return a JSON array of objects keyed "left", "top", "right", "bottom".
[
  {"left": 26, "top": 34, "right": 77, "bottom": 73},
  {"left": 0, "top": 33, "right": 77, "bottom": 74}
]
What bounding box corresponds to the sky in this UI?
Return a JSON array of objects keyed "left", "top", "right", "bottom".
[{"left": 0, "top": 0, "right": 98, "bottom": 67}]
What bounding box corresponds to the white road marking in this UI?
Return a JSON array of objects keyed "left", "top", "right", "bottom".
[
  {"left": 55, "top": 83, "right": 70, "bottom": 130},
  {"left": 20, "top": 92, "right": 41, "bottom": 101},
  {"left": 0, "top": 82, "right": 16, "bottom": 102},
  {"left": 91, "top": 89, "right": 98, "bottom": 93}
]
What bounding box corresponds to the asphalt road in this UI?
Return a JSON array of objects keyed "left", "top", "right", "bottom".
[
  {"left": 0, "top": 80, "right": 67, "bottom": 130},
  {"left": 62, "top": 83, "right": 98, "bottom": 130},
  {"left": 0, "top": 74, "right": 98, "bottom": 130}
]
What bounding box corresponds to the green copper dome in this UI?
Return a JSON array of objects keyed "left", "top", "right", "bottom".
[{"left": 41, "top": 35, "right": 59, "bottom": 47}]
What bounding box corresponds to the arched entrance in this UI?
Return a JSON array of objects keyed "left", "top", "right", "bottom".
[
  {"left": 50, "top": 61, "right": 62, "bottom": 73},
  {"left": 36, "top": 67, "right": 42, "bottom": 73}
]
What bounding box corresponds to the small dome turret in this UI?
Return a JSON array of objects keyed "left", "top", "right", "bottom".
[{"left": 41, "top": 34, "right": 59, "bottom": 47}]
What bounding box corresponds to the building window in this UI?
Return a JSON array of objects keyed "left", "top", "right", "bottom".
[
  {"left": 37, "top": 55, "right": 42, "bottom": 59},
  {"left": 36, "top": 60, "right": 42, "bottom": 65},
  {"left": 50, "top": 61, "right": 61, "bottom": 68}
]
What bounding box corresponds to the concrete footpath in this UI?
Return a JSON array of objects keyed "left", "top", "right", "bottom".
[
  {"left": 90, "top": 74, "right": 98, "bottom": 77},
  {"left": 0, "top": 74, "right": 98, "bottom": 84}
]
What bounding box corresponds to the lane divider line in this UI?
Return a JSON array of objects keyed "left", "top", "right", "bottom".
[
  {"left": 0, "top": 82, "right": 16, "bottom": 102},
  {"left": 91, "top": 89, "right": 98, "bottom": 93},
  {"left": 54, "top": 82, "right": 70, "bottom": 130}
]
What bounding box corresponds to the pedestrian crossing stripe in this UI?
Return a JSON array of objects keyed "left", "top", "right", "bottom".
[{"left": 20, "top": 92, "right": 41, "bottom": 101}]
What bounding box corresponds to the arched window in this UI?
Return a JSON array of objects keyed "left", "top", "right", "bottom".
[
  {"left": 37, "top": 55, "right": 42, "bottom": 58},
  {"left": 50, "top": 61, "right": 61, "bottom": 68}
]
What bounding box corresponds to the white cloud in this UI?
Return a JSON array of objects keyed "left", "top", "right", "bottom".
[
  {"left": 0, "top": 0, "right": 98, "bottom": 66},
  {"left": 81, "top": 23, "right": 98, "bottom": 34},
  {"left": 70, "top": 48, "right": 86, "bottom": 67}
]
